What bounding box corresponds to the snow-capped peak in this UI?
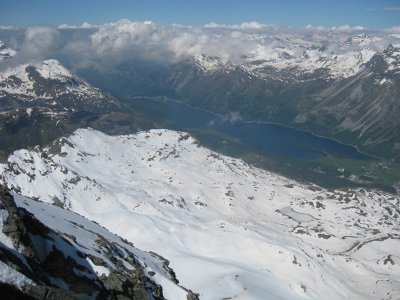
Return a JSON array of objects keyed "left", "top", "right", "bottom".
[
  {"left": 342, "top": 33, "right": 382, "bottom": 49},
  {"left": 193, "top": 54, "right": 232, "bottom": 73},
  {"left": 0, "top": 59, "right": 76, "bottom": 98},
  {"left": 34, "top": 59, "right": 74, "bottom": 80},
  {"left": 0, "top": 58, "right": 118, "bottom": 113}
]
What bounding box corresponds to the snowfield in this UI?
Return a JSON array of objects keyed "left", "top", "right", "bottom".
[{"left": 1, "top": 128, "right": 399, "bottom": 299}]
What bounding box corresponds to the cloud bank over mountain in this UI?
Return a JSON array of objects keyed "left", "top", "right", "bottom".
[{"left": 0, "top": 19, "right": 399, "bottom": 71}]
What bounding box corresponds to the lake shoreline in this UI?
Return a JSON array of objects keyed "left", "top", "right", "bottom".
[{"left": 126, "top": 95, "right": 379, "bottom": 161}]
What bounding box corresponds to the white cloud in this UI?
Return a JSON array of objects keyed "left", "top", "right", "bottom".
[
  {"left": 203, "top": 22, "right": 221, "bottom": 28},
  {"left": 89, "top": 20, "right": 174, "bottom": 62},
  {"left": 24, "top": 26, "right": 60, "bottom": 57},
  {"left": 88, "top": 19, "right": 242, "bottom": 63},
  {"left": 204, "top": 21, "right": 278, "bottom": 30},
  {"left": 1, "top": 19, "right": 394, "bottom": 72},
  {"left": 0, "top": 26, "right": 60, "bottom": 71},
  {"left": 0, "top": 25, "right": 16, "bottom": 30},
  {"left": 58, "top": 24, "right": 77, "bottom": 29},
  {"left": 19, "top": 27, "right": 59, "bottom": 62},
  {"left": 384, "top": 7, "right": 400, "bottom": 12},
  {"left": 305, "top": 24, "right": 326, "bottom": 30},
  {"left": 58, "top": 22, "right": 98, "bottom": 30},
  {"left": 63, "top": 20, "right": 395, "bottom": 68},
  {"left": 385, "top": 26, "right": 400, "bottom": 33},
  {"left": 331, "top": 25, "right": 365, "bottom": 32},
  {"left": 305, "top": 24, "right": 365, "bottom": 32}
]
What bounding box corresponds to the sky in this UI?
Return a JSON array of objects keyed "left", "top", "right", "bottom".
[{"left": 0, "top": 0, "right": 399, "bottom": 30}]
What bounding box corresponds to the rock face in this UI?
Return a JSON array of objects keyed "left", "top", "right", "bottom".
[
  {"left": 101, "top": 269, "right": 161, "bottom": 300},
  {"left": 293, "top": 45, "right": 400, "bottom": 161},
  {"left": 0, "top": 185, "right": 188, "bottom": 299}
]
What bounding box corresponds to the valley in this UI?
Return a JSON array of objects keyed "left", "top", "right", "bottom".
[{"left": 125, "top": 97, "right": 400, "bottom": 193}]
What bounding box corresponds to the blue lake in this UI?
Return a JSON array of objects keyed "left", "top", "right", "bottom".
[{"left": 142, "top": 99, "right": 372, "bottom": 161}]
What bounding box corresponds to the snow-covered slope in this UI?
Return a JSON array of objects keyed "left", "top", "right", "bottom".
[
  {"left": 1, "top": 128, "right": 399, "bottom": 299},
  {"left": 0, "top": 59, "right": 119, "bottom": 113},
  {"left": 0, "top": 185, "right": 187, "bottom": 299}
]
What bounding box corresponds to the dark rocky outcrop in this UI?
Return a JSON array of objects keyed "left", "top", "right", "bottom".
[
  {"left": 0, "top": 185, "right": 164, "bottom": 299},
  {"left": 100, "top": 268, "right": 163, "bottom": 300},
  {"left": 186, "top": 290, "right": 200, "bottom": 300},
  {"left": 0, "top": 282, "right": 36, "bottom": 300}
]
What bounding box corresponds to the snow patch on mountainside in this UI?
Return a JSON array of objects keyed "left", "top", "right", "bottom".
[
  {"left": 1, "top": 128, "right": 399, "bottom": 299},
  {"left": 0, "top": 64, "right": 36, "bottom": 97}
]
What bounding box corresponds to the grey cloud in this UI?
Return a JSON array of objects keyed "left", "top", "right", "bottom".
[
  {"left": 385, "top": 26, "right": 400, "bottom": 33},
  {"left": 0, "top": 26, "right": 60, "bottom": 70},
  {"left": 24, "top": 26, "right": 60, "bottom": 58}
]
